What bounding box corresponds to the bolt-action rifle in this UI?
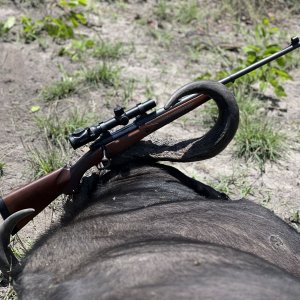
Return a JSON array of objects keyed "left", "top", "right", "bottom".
[{"left": 0, "top": 37, "right": 299, "bottom": 275}]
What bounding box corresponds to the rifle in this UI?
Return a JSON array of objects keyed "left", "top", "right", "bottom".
[{"left": 0, "top": 37, "right": 299, "bottom": 275}]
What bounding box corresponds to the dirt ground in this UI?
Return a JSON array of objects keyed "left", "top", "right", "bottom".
[{"left": 0, "top": 0, "right": 300, "bottom": 298}]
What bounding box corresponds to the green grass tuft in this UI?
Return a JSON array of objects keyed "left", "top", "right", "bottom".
[
  {"left": 176, "top": 0, "right": 199, "bottom": 24},
  {"left": 81, "top": 64, "right": 120, "bottom": 86},
  {"left": 235, "top": 116, "right": 285, "bottom": 169},
  {"left": 0, "top": 161, "right": 4, "bottom": 176},
  {"left": 28, "top": 143, "right": 66, "bottom": 178},
  {"left": 147, "top": 28, "right": 173, "bottom": 48},
  {"left": 3, "top": 286, "right": 17, "bottom": 300},
  {"left": 41, "top": 77, "right": 77, "bottom": 102},
  {"left": 35, "top": 110, "right": 97, "bottom": 142},
  {"left": 40, "top": 64, "right": 120, "bottom": 102},
  {"left": 92, "top": 41, "right": 123, "bottom": 60},
  {"left": 59, "top": 39, "right": 124, "bottom": 62},
  {"left": 208, "top": 171, "right": 254, "bottom": 199},
  {"left": 153, "top": 0, "right": 171, "bottom": 21},
  {"left": 221, "top": 0, "right": 300, "bottom": 22}
]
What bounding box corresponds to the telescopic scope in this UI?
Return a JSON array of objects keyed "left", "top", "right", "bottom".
[{"left": 69, "top": 99, "right": 156, "bottom": 149}]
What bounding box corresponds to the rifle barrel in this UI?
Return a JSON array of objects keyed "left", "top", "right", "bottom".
[{"left": 220, "top": 37, "right": 300, "bottom": 85}]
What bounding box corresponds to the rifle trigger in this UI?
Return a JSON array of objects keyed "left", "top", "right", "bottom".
[{"left": 98, "top": 147, "right": 111, "bottom": 170}]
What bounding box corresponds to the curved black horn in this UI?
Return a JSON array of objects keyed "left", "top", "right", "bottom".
[
  {"left": 0, "top": 208, "right": 35, "bottom": 277},
  {"left": 113, "top": 80, "right": 239, "bottom": 163}
]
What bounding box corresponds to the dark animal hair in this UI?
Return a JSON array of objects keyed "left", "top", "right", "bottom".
[{"left": 14, "top": 163, "right": 300, "bottom": 299}]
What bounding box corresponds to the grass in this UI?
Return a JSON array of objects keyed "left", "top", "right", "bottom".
[
  {"left": 153, "top": 0, "right": 171, "bottom": 21},
  {"left": 0, "top": 161, "right": 4, "bottom": 176},
  {"left": 40, "top": 64, "right": 120, "bottom": 101},
  {"left": 58, "top": 38, "right": 95, "bottom": 61},
  {"left": 143, "top": 77, "right": 155, "bottom": 99},
  {"left": 195, "top": 81, "right": 285, "bottom": 171},
  {"left": 81, "top": 63, "right": 120, "bottom": 87},
  {"left": 121, "top": 78, "right": 135, "bottom": 106},
  {"left": 235, "top": 116, "right": 285, "bottom": 171},
  {"left": 35, "top": 110, "right": 97, "bottom": 142},
  {"left": 183, "top": 88, "right": 285, "bottom": 173},
  {"left": 41, "top": 77, "right": 77, "bottom": 102},
  {"left": 234, "top": 87, "right": 263, "bottom": 115},
  {"left": 176, "top": 0, "right": 199, "bottom": 24},
  {"left": 207, "top": 170, "right": 254, "bottom": 199},
  {"left": 92, "top": 41, "right": 124, "bottom": 60},
  {"left": 59, "top": 39, "right": 124, "bottom": 62},
  {"left": 233, "top": 85, "right": 286, "bottom": 171},
  {"left": 221, "top": 0, "right": 300, "bottom": 22},
  {"left": 188, "top": 43, "right": 208, "bottom": 63},
  {"left": 10, "top": 235, "right": 33, "bottom": 261},
  {"left": 289, "top": 210, "right": 300, "bottom": 231},
  {"left": 3, "top": 286, "right": 17, "bottom": 300},
  {"left": 1, "top": 235, "right": 33, "bottom": 299},
  {"left": 27, "top": 142, "right": 67, "bottom": 178},
  {"left": 147, "top": 28, "right": 174, "bottom": 48},
  {"left": 290, "top": 210, "right": 300, "bottom": 224},
  {"left": 193, "top": 14, "right": 295, "bottom": 171}
]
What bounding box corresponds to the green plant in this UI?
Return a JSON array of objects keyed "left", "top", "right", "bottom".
[
  {"left": 289, "top": 210, "right": 300, "bottom": 231},
  {"left": 40, "top": 63, "right": 121, "bottom": 101},
  {"left": 188, "top": 43, "right": 208, "bottom": 63},
  {"left": 10, "top": 235, "right": 33, "bottom": 260},
  {"left": 20, "top": 0, "right": 87, "bottom": 42},
  {"left": 234, "top": 86, "right": 264, "bottom": 115},
  {"left": 153, "top": 0, "right": 171, "bottom": 21},
  {"left": 92, "top": 41, "right": 123, "bottom": 59},
  {"left": 122, "top": 78, "right": 136, "bottom": 106},
  {"left": 20, "top": 16, "right": 43, "bottom": 42},
  {"left": 42, "top": 15, "right": 75, "bottom": 39},
  {"left": 144, "top": 77, "right": 155, "bottom": 99},
  {"left": 221, "top": 0, "right": 300, "bottom": 22},
  {"left": 238, "top": 18, "right": 293, "bottom": 96},
  {"left": 147, "top": 28, "right": 173, "bottom": 48},
  {"left": 196, "top": 18, "right": 293, "bottom": 97},
  {"left": 0, "top": 16, "right": 15, "bottom": 37},
  {"left": 207, "top": 171, "right": 254, "bottom": 199},
  {"left": 3, "top": 286, "right": 17, "bottom": 300},
  {"left": 59, "top": 38, "right": 95, "bottom": 61},
  {"left": 35, "top": 110, "right": 97, "bottom": 142},
  {"left": 176, "top": 0, "right": 199, "bottom": 24},
  {"left": 41, "top": 76, "right": 78, "bottom": 101},
  {"left": 235, "top": 115, "right": 285, "bottom": 171},
  {"left": 0, "top": 161, "right": 4, "bottom": 176},
  {"left": 290, "top": 210, "right": 300, "bottom": 224},
  {"left": 59, "top": 38, "right": 124, "bottom": 62},
  {"left": 27, "top": 142, "right": 67, "bottom": 178},
  {"left": 81, "top": 63, "right": 120, "bottom": 86}
]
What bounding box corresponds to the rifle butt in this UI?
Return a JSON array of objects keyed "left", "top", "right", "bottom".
[{"left": 0, "top": 167, "right": 72, "bottom": 233}]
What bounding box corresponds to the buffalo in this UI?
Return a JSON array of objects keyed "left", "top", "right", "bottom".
[{"left": 12, "top": 163, "right": 300, "bottom": 299}]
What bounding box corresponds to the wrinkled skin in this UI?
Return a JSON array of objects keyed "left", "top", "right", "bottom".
[{"left": 14, "top": 163, "right": 300, "bottom": 299}]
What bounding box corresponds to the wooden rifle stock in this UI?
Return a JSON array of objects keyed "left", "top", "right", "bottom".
[{"left": 1, "top": 148, "right": 104, "bottom": 232}]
